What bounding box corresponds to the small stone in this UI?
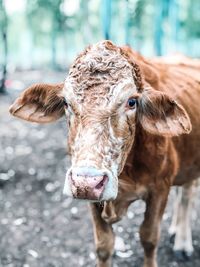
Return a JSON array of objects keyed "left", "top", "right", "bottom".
[
  {"left": 0, "top": 173, "right": 10, "bottom": 181},
  {"left": 127, "top": 211, "right": 134, "bottom": 219},
  {"left": 13, "top": 217, "right": 26, "bottom": 226},
  {"left": 71, "top": 207, "right": 78, "bottom": 215},
  {"left": 114, "top": 236, "right": 126, "bottom": 251},
  {"left": 28, "top": 249, "right": 38, "bottom": 258},
  {"left": 45, "top": 182, "right": 57, "bottom": 192},
  {"left": 78, "top": 257, "right": 85, "bottom": 265},
  {"left": 43, "top": 210, "right": 50, "bottom": 217},
  {"left": 89, "top": 252, "right": 96, "bottom": 260},
  {"left": 115, "top": 250, "right": 133, "bottom": 258},
  {"left": 61, "top": 252, "right": 69, "bottom": 258},
  {"left": 117, "top": 226, "right": 124, "bottom": 233},
  {"left": 28, "top": 168, "right": 36, "bottom": 175},
  {"left": 8, "top": 169, "right": 15, "bottom": 177},
  {"left": 163, "top": 213, "right": 169, "bottom": 221},
  {"left": 15, "top": 145, "right": 32, "bottom": 156}
]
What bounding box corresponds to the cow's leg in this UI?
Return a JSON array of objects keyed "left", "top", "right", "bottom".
[
  {"left": 90, "top": 203, "right": 115, "bottom": 267},
  {"left": 172, "top": 181, "right": 196, "bottom": 260},
  {"left": 140, "top": 189, "right": 169, "bottom": 267},
  {"left": 168, "top": 187, "right": 180, "bottom": 241}
]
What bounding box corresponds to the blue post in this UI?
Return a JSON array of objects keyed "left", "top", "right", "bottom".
[
  {"left": 154, "top": 0, "right": 167, "bottom": 55},
  {"left": 169, "top": 0, "right": 179, "bottom": 50},
  {"left": 125, "top": 0, "right": 130, "bottom": 45},
  {"left": 101, "top": 0, "right": 112, "bottom": 40}
]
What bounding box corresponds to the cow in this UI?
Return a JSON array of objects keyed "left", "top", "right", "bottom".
[{"left": 9, "top": 41, "right": 200, "bottom": 267}]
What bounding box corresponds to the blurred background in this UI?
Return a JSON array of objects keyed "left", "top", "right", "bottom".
[
  {"left": 0, "top": 1, "right": 200, "bottom": 267},
  {"left": 1, "top": 0, "right": 200, "bottom": 92}
]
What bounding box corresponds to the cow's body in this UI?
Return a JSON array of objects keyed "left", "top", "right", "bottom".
[
  {"left": 9, "top": 41, "right": 200, "bottom": 267},
  {"left": 92, "top": 50, "right": 200, "bottom": 267},
  {"left": 168, "top": 65, "right": 200, "bottom": 186},
  {"left": 131, "top": 51, "right": 200, "bottom": 186},
  {"left": 150, "top": 58, "right": 200, "bottom": 185}
]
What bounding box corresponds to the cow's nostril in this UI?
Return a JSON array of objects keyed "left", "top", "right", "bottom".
[{"left": 95, "top": 175, "right": 108, "bottom": 189}]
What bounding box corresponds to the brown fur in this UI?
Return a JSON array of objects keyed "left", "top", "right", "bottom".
[
  {"left": 96, "top": 46, "right": 200, "bottom": 267},
  {"left": 9, "top": 41, "right": 200, "bottom": 267},
  {"left": 9, "top": 83, "right": 65, "bottom": 123}
]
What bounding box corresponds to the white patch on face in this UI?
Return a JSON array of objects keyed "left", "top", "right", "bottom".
[
  {"left": 64, "top": 79, "right": 74, "bottom": 98},
  {"left": 62, "top": 74, "right": 138, "bottom": 201},
  {"left": 117, "top": 78, "right": 137, "bottom": 96},
  {"left": 106, "top": 117, "right": 123, "bottom": 173},
  {"left": 109, "top": 79, "right": 136, "bottom": 101},
  {"left": 63, "top": 78, "right": 83, "bottom": 112}
]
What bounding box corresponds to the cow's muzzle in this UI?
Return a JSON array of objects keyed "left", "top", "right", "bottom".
[{"left": 63, "top": 167, "right": 111, "bottom": 201}]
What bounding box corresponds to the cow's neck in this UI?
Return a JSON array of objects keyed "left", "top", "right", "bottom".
[{"left": 124, "top": 124, "right": 177, "bottom": 187}]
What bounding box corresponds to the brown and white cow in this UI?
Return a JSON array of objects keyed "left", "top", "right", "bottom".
[{"left": 9, "top": 41, "right": 200, "bottom": 267}]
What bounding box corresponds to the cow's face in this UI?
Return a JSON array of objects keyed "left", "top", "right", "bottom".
[
  {"left": 63, "top": 41, "right": 141, "bottom": 201},
  {"left": 9, "top": 41, "right": 191, "bottom": 202}
]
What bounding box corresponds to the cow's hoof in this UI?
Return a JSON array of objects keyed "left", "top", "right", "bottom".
[{"left": 174, "top": 250, "right": 193, "bottom": 262}]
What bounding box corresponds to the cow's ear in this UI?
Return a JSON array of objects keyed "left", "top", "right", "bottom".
[
  {"left": 137, "top": 87, "right": 192, "bottom": 136},
  {"left": 9, "top": 83, "right": 65, "bottom": 123}
]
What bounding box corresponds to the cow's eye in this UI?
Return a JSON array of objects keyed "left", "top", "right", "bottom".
[{"left": 127, "top": 98, "right": 136, "bottom": 109}]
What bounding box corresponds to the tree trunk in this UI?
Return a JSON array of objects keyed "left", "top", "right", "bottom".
[
  {"left": 154, "top": 0, "right": 170, "bottom": 55},
  {"left": 101, "top": 0, "right": 112, "bottom": 40},
  {"left": 0, "top": 0, "right": 8, "bottom": 93},
  {"left": 125, "top": 0, "right": 130, "bottom": 45},
  {"left": 168, "top": 0, "right": 179, "bottom": 52}
]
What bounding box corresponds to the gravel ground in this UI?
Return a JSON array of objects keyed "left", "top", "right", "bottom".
[{"left": 0, "top": 72, "right": 200, "bottom": 267}]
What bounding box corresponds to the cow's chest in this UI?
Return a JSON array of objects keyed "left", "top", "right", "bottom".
[{"left": 101, "top": 183, "right": 147, "bottom": 224}]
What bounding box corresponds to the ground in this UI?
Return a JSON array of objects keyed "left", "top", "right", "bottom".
[{"left": 0, "top": 71, "right": 200, "bottom": 267}]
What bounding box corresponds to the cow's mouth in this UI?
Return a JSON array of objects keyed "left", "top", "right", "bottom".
[{"left": 70, "top": 173, "right": 109, "bottom": 200}]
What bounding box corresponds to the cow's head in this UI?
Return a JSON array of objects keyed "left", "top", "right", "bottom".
[{"left": 9, "top": 41, "right": 191, "bottom": 201}]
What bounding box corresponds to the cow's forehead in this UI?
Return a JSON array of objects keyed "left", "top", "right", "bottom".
[{"left": 64, "top": 41, "right": 137, "bottom": 105}]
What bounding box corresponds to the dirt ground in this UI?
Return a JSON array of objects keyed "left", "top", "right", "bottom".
[{"left": 0, "top": 72, "right": 200, "bottom": 267}]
